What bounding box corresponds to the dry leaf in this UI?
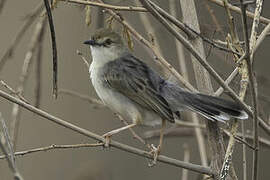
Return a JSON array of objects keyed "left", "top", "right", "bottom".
[{"left": 85, "top": 5, "right": 91, "bottom": 26}]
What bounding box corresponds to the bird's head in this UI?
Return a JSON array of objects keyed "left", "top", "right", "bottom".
[{"left": 84, "top": 28, "right": 127, "bottom": 62}]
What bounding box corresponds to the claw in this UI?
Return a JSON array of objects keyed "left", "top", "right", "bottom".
[{"left": 148, "top": 144, "right": 161, "bottom": 167}]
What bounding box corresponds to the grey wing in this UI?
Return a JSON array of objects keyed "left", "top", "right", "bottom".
[{"left": 102, "top": 54, "right": 174, "bottom": 122}]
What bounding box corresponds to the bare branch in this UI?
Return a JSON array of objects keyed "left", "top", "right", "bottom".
[
  {"left": 60, "top": 0, "right": 147, "bottom": 12},
  {"left": 240, "top": 1, "right": 262, "bottom": 179},
  {"left": 0, "top": 89, "right": 214, "bottom": 175},
  {"left": 181, "top": 144, "right": 191, "bottom": 180},
  {"left": 58, "top": 89, "right": 104, "bottom": 108},
  {"left": 43, "top": 0, "right": 58, "bottom": 98},
  {"left": 0, "top": 113, "right": 24, "bottom": 180},
  {"left": 178, "top": 0, "right": 209, "bottom": 169},
  {"left": 136, "top": 0, "right": 270, "bottom": 137},
  {"left": 0, "top": 143, "right": 104, "bottom": 160},
  {"left": 0, "top": 2, "right": 44, "bottom": 72},
  {"left": 10, "top": 16, "right": 47, "bottom": 149},
  {"left": 143, "top": 126, "right": 270, "bottom": 148},
  {"left": 208, "top": 0, "right": 270, "bottom": 24},
  {"left": 253, "top": 22, "right": 270, "bottom": 56}
]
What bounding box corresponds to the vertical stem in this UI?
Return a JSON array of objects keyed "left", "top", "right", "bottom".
[
  {"left": 135, "top": 0, "right": 170, "bottom": 79},
  {"left": 241, "top": 120, "right": 247, "bottom": 180},
  {"left": 179, "top": 0, "right": 210, "bottom": 169}
]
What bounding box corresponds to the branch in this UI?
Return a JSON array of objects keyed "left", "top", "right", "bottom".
[
  {"left": 146, "top": 0, "right": 241, "bottom": 56},
  {"left": 136, "top": 0, "right": 270, "bottom": 137},
  {"left": 252, "top": 21, "right": 270, "bottom": 56},
  {"left": 181, "top": 144, "right": 191, "bottom": 180},
  {"left": 43, "top": 0, "right": 58, "bottom": 98},
  {"left": 58, "top": 89, "right": 104, "bottom": 109},
  {"left": 178, "top": 0, "right": 209, "bottom": 169},
  {"left": 208, "top": 0, "right": 270, "bottom": 24},
  {"left": 99, "top": 3, "right": 197, "bottom": 92},
  {"left": 0, "top": 2, "right": 44, "bottom": 72},
  {"left": 34, "top": 26, "right": 46, "bottom": 108},
  {"left": 240, "top": 1, "right": 262, "bottom": 180},
  {"left": 10, "top": 16, "right": 47, "bottom": 150},
  {"left": 0, "top": 113, "right": 24, "bottom": 180},
  {"left": 0, "top": 89, "right": 213, "bottom": 175},
  {"left": 143, "top": 126, "right": 270, "bottom": 148},
  {"left": 60, "top": 0, "right": 147, "bottom": 12},
  {"left": 0, "top": 143, "right": 104, "bottom": 160}
]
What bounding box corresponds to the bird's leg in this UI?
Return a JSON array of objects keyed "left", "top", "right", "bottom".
[
  {"left": 102, "top": 123, "right": 137, "bottom": 147},
  {"left": 116, "top": 114, "right": 149, "bottom": 146},
  {"left": 149, "top": 119, "right": 166, "bottom": 166}
]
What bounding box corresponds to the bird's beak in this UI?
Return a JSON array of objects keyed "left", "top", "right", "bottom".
[{"left": 83, "top": 40, "right": 97, "bottom": 46}]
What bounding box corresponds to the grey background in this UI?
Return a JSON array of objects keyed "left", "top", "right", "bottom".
[{"left": 0, "top": 0, "right": 269, "bottom": 179}]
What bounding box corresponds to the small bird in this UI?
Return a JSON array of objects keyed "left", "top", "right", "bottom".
[{"left": 84, "top": 28, "right": 248, "bottom": 162}]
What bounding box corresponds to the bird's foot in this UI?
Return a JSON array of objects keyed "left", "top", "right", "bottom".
[{"left": 148, "top": 144, "right": 161, "bottom": 167}]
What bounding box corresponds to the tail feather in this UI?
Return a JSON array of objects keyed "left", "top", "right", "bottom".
[
  {"left": 185, "top": 93, "right": 248, "bottom": 122},
  {"left": 161, "top": 83, "right": 248, "bottom": 122}
]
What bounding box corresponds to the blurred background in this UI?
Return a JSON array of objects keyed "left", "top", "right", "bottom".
[{"left": 0, "top": 0, "right": 269, "bottom": 179}]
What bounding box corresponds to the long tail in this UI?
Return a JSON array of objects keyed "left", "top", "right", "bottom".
[{"left": 162, "top": 83, "right": 248, "bottom": 122}]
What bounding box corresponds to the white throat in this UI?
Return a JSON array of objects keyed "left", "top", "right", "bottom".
[{"left": 89, "top": 45, "right": 127, "bottom": 78}]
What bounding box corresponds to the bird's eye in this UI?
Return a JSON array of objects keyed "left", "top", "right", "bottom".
[{"left": 105, "top": 39, "right": 113, "bottom": 45}]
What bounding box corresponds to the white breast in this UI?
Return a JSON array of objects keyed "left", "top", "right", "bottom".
[{"left": 89, "top": 46, "right": 162, "bottom": 126}]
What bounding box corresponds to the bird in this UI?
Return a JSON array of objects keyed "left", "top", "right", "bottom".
[{"left": 83, "top": 28, "right": 248, "bottom": 163}]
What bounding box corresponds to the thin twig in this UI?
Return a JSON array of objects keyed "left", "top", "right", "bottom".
[
  {"left": 181, "top": 144, "right": 190, "bottom": 180},
  {"left": 134, "top": 0, "right": 170, "bottom": 79},
  {"left": 76, "top": 50, "right": 90, "bottom": 69},
  {"left": 214, "top": 68, "right": 239, "bottom": 96},
  {"left": 0, "top": 2, "right": 44, "bottom": 72},
  {"left": 169, "top": 0, "right": 189, "bottom": 81},
  {"left": 58, "top": 89, "right": 104, "bottom": 108},
  {"left": 241, "top": 116, "right": 247, "bottom": 180},
  {"left": 240, "top": 1, "right": 262, "bottom": 179},
  {"left": 0, "top": 80, "right": 29, "bottom": 103},
  {"left": 0, "top": 0, "right": 7, "bottom": 14},
  {"left": 208, "top": 0, "right": 270, "bottom": 24},
  {"left": 89, "top": 1, "right": 270, "bottom": 136},
  {"left": 117, "top": 115, "right": 148, "bottom": 146},
  {"left": 43, "top": 0, "right": 58, "bottom": 98},
  {"left": 178, "top": 0, "right": 209, "bottom": 169},
  {"left": 100, "top": 2, "right": 197, "bottom": 93},
  {"left": 0, "top": 143, "right": 104, "bottom": 160},
  {"left": 174, "top": 120, "right": 205, "bottom": 129},
  {"left": 143, "top": 126, "right": 270, "bottom": 148},
  {"left": 60, "top": 0, "right": 147, "bottom": 12},
  {"left": 203, "top": 1, "right": 226, "bottom": 38},
  {"left": 252, "top": 21, "right": 270, "bottom": 56},
  {"left": 0, "top": 113, "right": 24, "bottom": 180},
  {"left": 137, "top": 0, "right": 270, "bottom": 137},
  {"left": 10, "top": 16, "right": 47, "bottom": 150},
  {"left": 34, "top": 27, "right": 46, "bottom": 108},
  {"left": 219, "top": 1, "right": 246, "bottom": 179},
  {"left": 148, "top": 0, "right": 240, "bottom": 56},
  {"left": 0, "top": 89, "right": 214, "bottom": 175}
]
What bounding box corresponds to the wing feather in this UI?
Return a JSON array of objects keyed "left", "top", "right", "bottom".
[{"left": 102, "top": 54, "right": 174, "bottom": 122}]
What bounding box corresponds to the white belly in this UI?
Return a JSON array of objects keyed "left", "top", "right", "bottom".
[{"left": 89, "top": 62, "right": 162, "bottom": 126}]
